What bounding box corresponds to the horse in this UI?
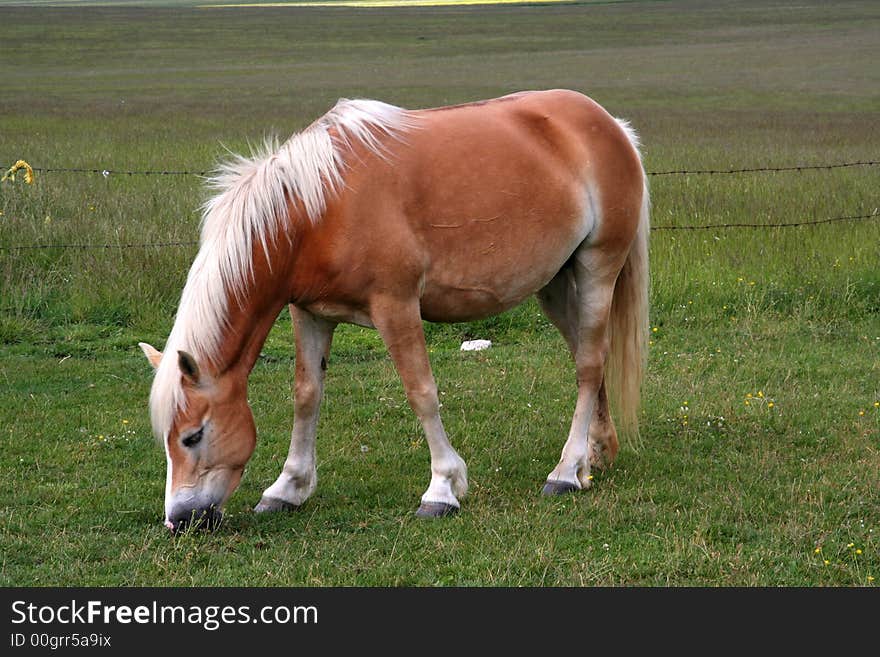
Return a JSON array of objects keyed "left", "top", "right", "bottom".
[{"left": 139, "top": 89, "right": 649, "bottom": 532}]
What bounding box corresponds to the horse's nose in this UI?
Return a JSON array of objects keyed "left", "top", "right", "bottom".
[{"left": 165, "top": 505, "right": 223, "bottom": 533}]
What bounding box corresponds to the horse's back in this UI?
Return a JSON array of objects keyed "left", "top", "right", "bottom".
[{"left": 414, "top": 89, "right": 636, "bottom": 178}]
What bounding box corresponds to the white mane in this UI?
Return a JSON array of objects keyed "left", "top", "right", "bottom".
[{"left": 148, "top": 98, "right": 415, "bottom": 438}]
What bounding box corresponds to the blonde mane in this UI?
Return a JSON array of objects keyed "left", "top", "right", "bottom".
[{"left": 148, "top": 98, "right": 415, "bottom": 438}]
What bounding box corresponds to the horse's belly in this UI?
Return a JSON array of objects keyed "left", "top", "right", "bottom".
[
  {"left": 419, "top": 278, "right": 540, "bottom": 322},
  {"left": 418, "top": 222, "right": 584, "bottom": 322}
]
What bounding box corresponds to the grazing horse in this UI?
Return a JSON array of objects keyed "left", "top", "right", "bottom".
[{"left": 139, "top": 89, "right": 649, "bottom": 531}]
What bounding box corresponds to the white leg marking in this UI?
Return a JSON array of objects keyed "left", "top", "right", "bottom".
[
  {"left": 420, "top": 415, "right": 468, "bottom": 507},
  {"left": 261, "top": 308, "right": 335, "bottom": 507}
]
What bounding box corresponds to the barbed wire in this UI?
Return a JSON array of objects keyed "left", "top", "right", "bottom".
[
  {"left": 0, "top": 240, "right": 199, "bottom": 252},
  {"left": 30, "top": 167, "right": 210, "bottom": 177},
  {"left": 650, "top": 211, "right": 878, "bottom": 231},
  {"left": 16, "top": 159, "right": 878, "bottom": 179},
  {"left": 646, "top": 160, "right": 878, "bottom": 176},
  {"left": 1, "top": 210, "right": 877, "bottom": 251}
]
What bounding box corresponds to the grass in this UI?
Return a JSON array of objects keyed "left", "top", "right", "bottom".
[{"left": 1, "top": 0, "right": 879, "bottom": 586}]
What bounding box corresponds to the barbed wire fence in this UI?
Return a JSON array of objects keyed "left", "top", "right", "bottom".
[{"left": 0, "top": 158, "right": 877, "bottom": 251}]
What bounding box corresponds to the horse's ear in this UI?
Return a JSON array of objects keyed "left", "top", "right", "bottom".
[
  {"left": 139, "top": 342, "right": 163, "bottom": 369},
  {"left": 177, "top": 350, "right": 201, "bottom": 386}
]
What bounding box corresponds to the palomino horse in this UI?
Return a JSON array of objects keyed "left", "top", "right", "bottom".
[{"left": 139, "top": 89, "right": 649, "bottom": 531}]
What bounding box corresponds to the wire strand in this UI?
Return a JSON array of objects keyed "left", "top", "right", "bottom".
[
  {"left": 647, "top": 160, "right": 878, "bottom": 176},
  {"left": 21, "top": 159, "right": 878, "bottom": 178},
  {"left": 651, "top": 212, "right": 879, "bottom": 231},
  {"left": 31, "top": 167, "right": 209, "bottom": 177},
  {"left": 0, "top": 240, "right": 199, "bottom": 252}
]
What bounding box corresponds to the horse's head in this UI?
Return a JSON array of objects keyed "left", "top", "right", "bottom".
[{"left": 139, "top": 342, "right": 256, "bottom": 532}]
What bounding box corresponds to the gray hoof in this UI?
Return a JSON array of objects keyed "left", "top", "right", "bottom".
[
  {"left": 254, "top": 495, "right": 300, "bottom": 513},
  {"left": 542, "top": 479, "right": 580, "bottom": 496},
  {"left": 415, "top": 501, "right": 459, "bottom": 518}
]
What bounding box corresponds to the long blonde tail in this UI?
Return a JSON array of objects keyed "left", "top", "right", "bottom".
[{"left": 606, "top": 178, "right": 650, "bottom": 443}]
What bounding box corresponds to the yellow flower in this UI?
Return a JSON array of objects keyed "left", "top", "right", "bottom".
[
  {"left": 744, "top": 400, "right": 750, "bottom": 406},
  {"left": 847, "top": 543, "right": 854, "bottom": 548},
  {"left": 767, "top": 402, "right": 775, "bottom": 409},
  {"left": 746, "top": 393, "right": 753, "bottom": 399},
  {"left": 1, "top": 160, "right": 34, "bottom": 185},
  {"left": 823, "top": 559, "right": 830, "bottom": 566},
  {"left": 874, "top": 402, "right": 879, "bottom": 408},
  {"left": 859, "top": 410, "right": 865, "bottom": 417},
  {"left": 757, "top": 391, "right": 764, "bottom": 398},
  {"left": 869, "top": 576, "right": 875, "bottom": 582},
  {"left": 856, "top": 549, "right": 862, "bottom": 555},
  {"left": 652, "top": 327, "right": 658, "bottom": 333}
]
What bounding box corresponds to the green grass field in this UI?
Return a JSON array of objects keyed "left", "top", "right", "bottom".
[{"left": 1, "top": 0, "right": 878, "bottom": 586}]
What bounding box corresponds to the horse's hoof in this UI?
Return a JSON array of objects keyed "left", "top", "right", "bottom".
[
  {"left": 542, "top": 480, "right": 580, "bottom": 496},
  {"left": 415, "top": 501, "right": 459, "bottom": 518},
  {"left": 254, "top": 495, "right": 300, "bottom": 513}
]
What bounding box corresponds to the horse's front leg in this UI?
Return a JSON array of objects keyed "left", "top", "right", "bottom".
[
  {"left": 255, "top": 306, "right": 336, "bottom": 513},
  {"left": 371, "top": 296, "right": 468, "bottom": 517}
]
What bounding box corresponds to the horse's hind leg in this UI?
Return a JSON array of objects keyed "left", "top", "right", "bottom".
[
  {"left": 537, "top": 268, "right": 619, "bottom": 473},
  {"left": 371, "top": 296, "right": 467, "bottom": 517},
  {"left": 589, "top": 383, "right": 619, "bottom": 468},
  {"left": 538, "top": 246, "right": 622, "bottom": 494},
  {"left": 255, "top": 306, "right": 336, "bottom": 513}
]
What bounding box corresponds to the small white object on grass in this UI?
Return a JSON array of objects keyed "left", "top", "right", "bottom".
[{"left": 460, "top": 339, "right": 492, "bottom": 352}]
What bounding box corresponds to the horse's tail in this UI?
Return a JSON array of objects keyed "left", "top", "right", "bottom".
[{"left": 606, "top": 136, "right": 650, "bottom": 443}]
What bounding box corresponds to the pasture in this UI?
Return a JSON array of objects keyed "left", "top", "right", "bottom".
[{"left": 1, "top": 0, "right": 878, "bottom": 586}]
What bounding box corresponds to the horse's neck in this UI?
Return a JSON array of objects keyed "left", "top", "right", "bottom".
[
  {"left": 208, "top": 250, "right": 291, "bottom": 380},
  {"left": 214, "top": 296, "right": 285, "bottom": 379}
]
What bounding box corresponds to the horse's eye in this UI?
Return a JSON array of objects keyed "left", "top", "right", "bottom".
[{"left": 181, "top": 428, "right": 204, "bottom": 448}]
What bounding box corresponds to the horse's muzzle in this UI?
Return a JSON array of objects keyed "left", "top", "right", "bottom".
[{"left": 165, "top": 505, "right": 223, "bottom": 533}]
